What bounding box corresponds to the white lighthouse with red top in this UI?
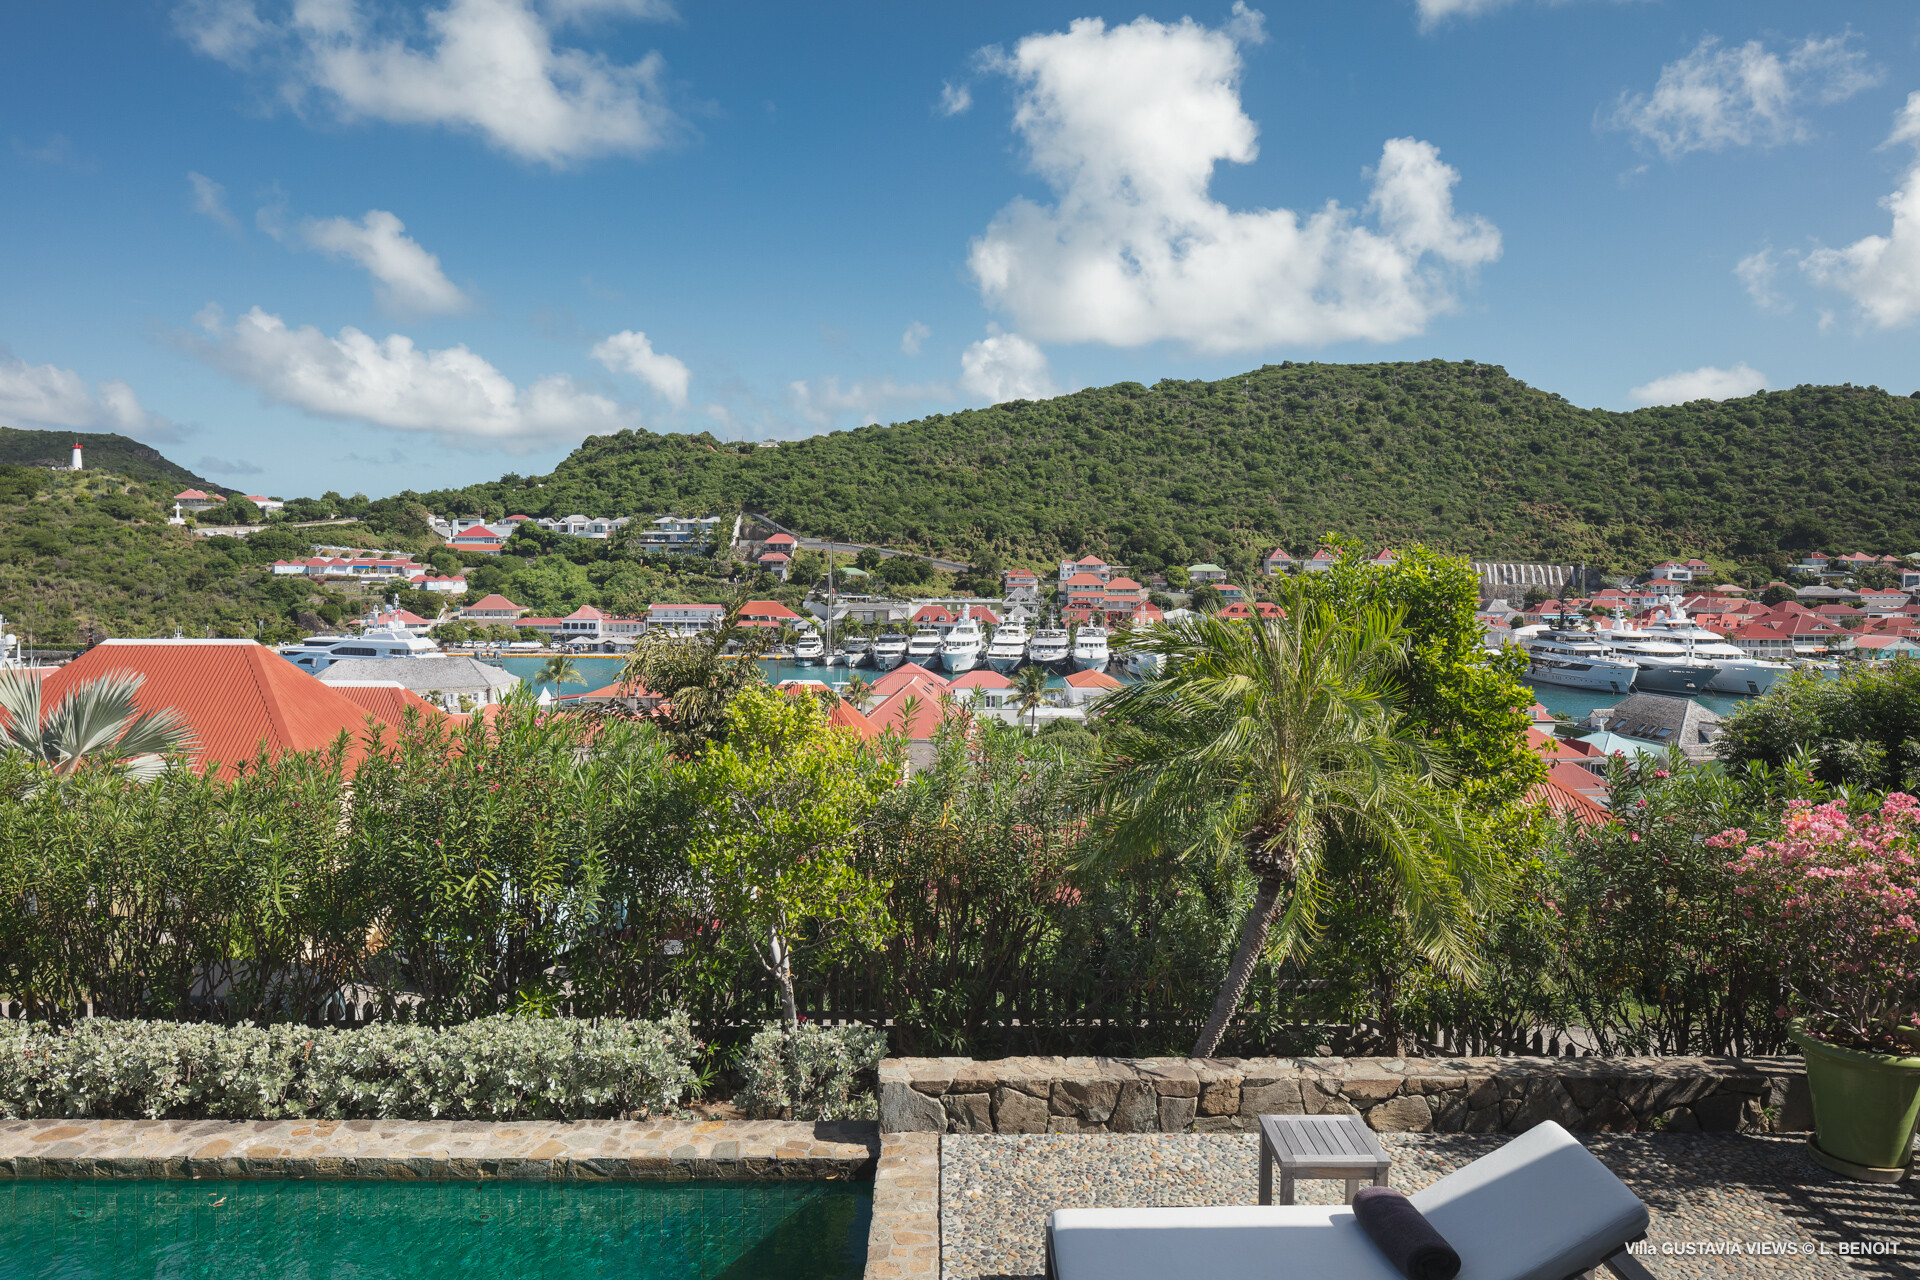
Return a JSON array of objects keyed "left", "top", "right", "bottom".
[{"left": 70, "top": 442, "right": 83, "bottom": 470}]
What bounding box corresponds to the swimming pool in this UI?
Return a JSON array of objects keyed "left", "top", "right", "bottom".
[{"left": 1, "top": 1178, "right": 872, "bottom": 1279}]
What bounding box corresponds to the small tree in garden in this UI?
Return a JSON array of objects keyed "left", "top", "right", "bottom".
[
  {"left": 1088, "top": 599, "right": 1490, "bottom": 1058},
  {"left": 0, "top": 668, "right": 193, "bottom": 778},
  {"left": 685, "top": 685, "right": 897, "bottom": 1027},
  {"left": 1718, "top": 794, "right": 1920, "bottom": 1054}
]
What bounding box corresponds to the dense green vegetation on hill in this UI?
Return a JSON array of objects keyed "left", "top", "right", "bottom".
[
  {"left": 0, "top": 428, "right": 215, "bottom": 491},
  {"left": 0, "top": 466, "right": 364, "bottom": 644},
  {"left": 392, "top": 360, "right": 1920, "bottom": 580}
]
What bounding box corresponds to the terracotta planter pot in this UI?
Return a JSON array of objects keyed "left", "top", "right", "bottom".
[{"left": 1790, "top": 1020, "right": 1920, "bottom": 1181}]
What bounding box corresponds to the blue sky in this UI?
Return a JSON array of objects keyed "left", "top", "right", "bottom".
[{"left": 3, "top": 0, "right": 1919, "bottom": 499}]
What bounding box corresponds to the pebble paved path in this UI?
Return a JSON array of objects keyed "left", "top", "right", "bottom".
[{"left": 941, "top": 1132, "right": 1920, "bottom": 1280}]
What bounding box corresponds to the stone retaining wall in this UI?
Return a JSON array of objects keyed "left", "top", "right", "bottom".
[{"left": 879, "top": 1055, "right": 1810, "bottom": 1137}]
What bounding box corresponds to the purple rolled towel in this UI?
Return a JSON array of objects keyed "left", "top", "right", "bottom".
[{"left": 1351, "top": 1186, "right": 1461, "bottom": 1280}]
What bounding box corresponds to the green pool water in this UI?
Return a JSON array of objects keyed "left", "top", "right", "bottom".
[{"left": 0, "top": 1179, "right": 872, "bottom": 1280}]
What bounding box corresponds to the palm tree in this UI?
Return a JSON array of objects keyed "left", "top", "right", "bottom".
[
  {"left": 1012, "top": 664, "right": 1050, "bottom": 734},
  {"left": 1085, "top": 601, "right": 1487, "bottom": 1059},
  {"left": 839, "top": 675, "right": 874, "bottom": 710},
  {"left": 536, "top": 655, "right": 587, "bottom": 688},
  {"left": 0, "top": 668, "right": 193, "bottom": 778}
]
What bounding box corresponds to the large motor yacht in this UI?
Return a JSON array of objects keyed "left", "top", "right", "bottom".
[
  {"left": 986, "top": 622, "right": 1030, "bottom": 674},
  {"left": 1071, "top": 624, "right": 1111, "bottom": 674},
  {"left": 1603, "top": 625, "right": 1720, "bottom": 695},
  {"left": 280, "top": 626, "right": 438, "bottom": 674},
  {"left": 1638, "top": 607, "right": 1790, "bottom": 696},
  {"left": 1027, "top": 627, "right": 1072, "bottom": 674},
  {"left": 941, "top": 618, "right": 987, "bottom": 675},
  {"left": 792, "top": 631, "right": 825, "bottom": 665},
  {"left": 1522, "top": 630, "right": 1640, "bottom": 693},
  {"left": 906, "top": 626, "right": 944, "bottom": 669},
  {"left": 870, "top": 632, "right": 909, "bottom": 671}
]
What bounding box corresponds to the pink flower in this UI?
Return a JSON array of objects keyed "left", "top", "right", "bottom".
[
  {"left": 1629, "top": 832, "right": 1640, "bottom": 842},
  {"left": 1653, "top": 769, "right": 1670, "bottom": 779}
]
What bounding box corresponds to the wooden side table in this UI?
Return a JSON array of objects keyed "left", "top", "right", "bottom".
[{"left": 1258, "top": 1113, "right": 1392, "bottom": 1206}]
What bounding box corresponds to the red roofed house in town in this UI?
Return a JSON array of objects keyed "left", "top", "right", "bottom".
[
  {"left": 1216, "top": 601, "right": 1283, "bottom": 621},
  {"left": 1103, "top": 577, "right": 1145, "bottom": 603},
  {"left": 738, "top": 599, "right": 802, "bottom": 628},
  {"left": 1528, "top": 769, "right": 1610, "bottom": 825},
  {"left": 35, "top": 640, "right": 406, "bottom": 778},
  {"left": 460, "top": 594, "right": 526, "bottom": 621},
  {"left": 762, "top": 532, "right": 798, "bottom": 550},
  {"left": 757, "top": 550, "right": 792, "bottom": 581},
  {"left": 1726, "top": 622, "right": 1795, "bottom": 661},
  {"left": 1215, "top": 583, "right": 1246, "bottom": 604},
  {"left": 947, "top": 669, "right": 1013, "bottom": 710},
  {"left": 910, "top": 604, "right": 958, "bottom": 634},
  {"left": 553, "top": 680, "right": 666, "bottom": 713},
  {"left": 1263, "top": 549, "right": 1295, "bottom": 576},
  {"left": 868, "top": 663, "right": 950, "bottom": 700},
  {"left": 865, "top": 684, "right": 965, "bottom": 740},
  {"left": 965, "top": 605, "right": 1001, "bottom": 627},
  {"left": 409, "top": 573, "right": 469, "bottom": 595},
  {"left": 449, "top": 525, "right": 507, "bottom": 554},
  {"left": 1062, "top": 572, "right": 1107, "bottom": 609},
  {"left": 1061, "top": 667, "right": 1124, "bottom": 707},
  {"left": 173, "top": 489, "right": 221, "bottom": 511}
]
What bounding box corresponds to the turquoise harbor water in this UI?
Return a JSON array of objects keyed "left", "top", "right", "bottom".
[
  {"left": 492, "top": 654, "right": 1093, "bottom": 700},
  {"left": 492, "top": 654, "right": 1749, "bottom": 724},
  {"left": 0, "top": 1179, "right": 872, "bottom": 1280}
]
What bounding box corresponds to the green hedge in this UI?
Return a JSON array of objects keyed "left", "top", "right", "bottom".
[
  {"left": 734, "top": 1022, "right": 887, "bottom": 1121},
  {"left": 0, "top": 1015, "right": 697, "bottom": 1121}
]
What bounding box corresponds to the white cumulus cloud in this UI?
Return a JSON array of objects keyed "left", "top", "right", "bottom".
[
  {"left": 186, "top": 305, "right": 630, "bottom": 447},
  {"left": 1610, "top": 33, "right": 1879, "bottom": 159},
  {"left": 188, "top": 171, "right": 240, "bottom": 231},
  {"left": 0, "top": 348, "right": 180, "bottom": 442},
  {"left": 591, "top": 329, "right": 690, "bottom": 406},
  {"left": 1735, "top": 247, "right": 1791, "bottom": 314},
  {"left": 900, "top": 321, "right": 930, "bottom": 355},
  {"left": 960, "top": 332, "right": 1056, "bottom": 404},
  {"left": 938, "top": 81, "right": 972, "bottom": 116},
  {"left": 967, "top": 10, "right": 1499, "bottom": 353},
  {"left": 294, "top": 209, "right": 470, "bottom": 313},
  {"left": 786, "top": 376, "right": 946, "bottom": 428},
  {"left": 173, "top": 0, "right": 680, "bottom": 167},
  {"left": 1628, "top": 363, "right": 1768, "bottom": 407},
  {"left": 1801, "top": 91, "right": 1920, "bottom": 329},
  {"left": 1414, "top": 0, "right": 1517, "bottom": 24}
]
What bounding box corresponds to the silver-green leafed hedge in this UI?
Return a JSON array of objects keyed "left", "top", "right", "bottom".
[
  {"left": 734, "top": 1022, "right": 886, "bottom": 1121},
  {"left": 0, "top": 1015, "right": 698, "bottom": 1121}
]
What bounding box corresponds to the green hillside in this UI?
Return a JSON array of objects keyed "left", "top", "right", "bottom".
[
  {"left": 397, "top": 360, "right": 1920, "bottom": 579},
  {"left": 0, "top": 428, "right": 216, "bottom": 491}
]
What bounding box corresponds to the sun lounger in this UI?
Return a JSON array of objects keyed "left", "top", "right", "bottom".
[{"left": 1046, "top": 1120, "right": 1657, "bottom": 1280}]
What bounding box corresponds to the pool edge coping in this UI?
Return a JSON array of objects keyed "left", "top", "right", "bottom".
[{"left": 865, "top": 1131, "right": 939, "bottom": 1279}]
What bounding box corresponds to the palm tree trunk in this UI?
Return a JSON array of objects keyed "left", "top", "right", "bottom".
[{"left": 1190, "top": 871, "right": 1287, "bottom": 1058}]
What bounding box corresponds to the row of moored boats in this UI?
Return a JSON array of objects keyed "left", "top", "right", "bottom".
[
  {"left": 794, "top": 620, "right": 1110, "bottom": 675},
  {"left": 1520, "top": 607, "right": 1786, "bottom": 696}
]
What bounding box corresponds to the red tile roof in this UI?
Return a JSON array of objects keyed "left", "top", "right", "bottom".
[
  {"left": 739, "top": 599, "right": 801, "bottom": 621},
  {"left": 1075, "top": 554, "right": 1106, "bottom": 566},
  {"left": 763, "top": 532, "right": 797, "bottom": 546},
  {"left": 825, "top": 699, "right": 881, "bottom": 739},
  {"left": 37, "top": 641, "right": 389, "bottom": 778},
  {"left": 1106, "top": 577, "right": 1143, "bottom": 591},
  {"left": 1063, "top": 572, "right": 1106, "bottom": 587},
  {"left": 869, "top": 663, "right": 949, "bottom": 699},
  {"left": 1063, "top": 669, "right": 1124, "bottom": 688},
  {"left": 948, "top": 670, "right": 1012, "bottom": 690},
  {"left": 912, "top": 604, "right": 957, "bottom": 624},
  {"left": 866, "top": 686, "right": 961, "bottom": 739},
  {"left": 174, "top": 489, "right": 211, "bottom": 500},
  {"left": 758, "top": 551, "right": 791, "bottom": 563},
  {"left": 463, "top": 593, "right": 524, "bottom": 613},
  {"left": 1528, "top": 775, "right": 1610, "bottom": 825},
  {"left": 332, "top": 683, "right": 448, "bottom": 728}
]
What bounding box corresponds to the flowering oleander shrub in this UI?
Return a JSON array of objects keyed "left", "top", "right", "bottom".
[
  {"left": 0, "top": 1015, "right": 698, "bottom": 1120},
  {"left": 1716, "top": 794, "right": 1920, "bottom": 1054},
  {"left": 734, "top": 1022, "right": 886, "bottom": 1121}
]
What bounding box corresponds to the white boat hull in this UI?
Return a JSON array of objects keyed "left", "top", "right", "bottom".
[
  {"left": 1525, "top": 660, "right": 1635, "bottom": 693},
  {"left": 1071, "top": 652, "right": 1109, "bottom": 673},
  {"left": 943, "top": 648, "right": 983, "bottom": 675},
  {"left": 1708, "top": 660, "right": 1789, "bottom": 696},
  {"left": 986, "top": 649, "right": 1025, "bottom": 674},
  {"left": 872, "top": 648, "right": 907, "bottom": 671}
]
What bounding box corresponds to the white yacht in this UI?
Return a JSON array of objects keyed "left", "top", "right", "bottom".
[
  {"left": 941, "top": 618, "right": 987, "bottom": 675},
  {"left": 1028, "top": 627, "right": 1072, "bottom": 674},
  {"left": 906, "top": 626, "right": 944, "bottom": 668},
  {"left": 1071, "top": 624, "right": 1111, "bottom": 674},
  {"left": 1602, "top": 625, "right": 1720, "bottom": 695},
  {"left": 280, "top": 626, "right": 439, "bottom": 674},
  {"left": 1522, "top": 630, "right": 1639, "bottom": 693},
  {"left": 1638, "top": 607, "right": 1789, "bottom": 696},
  {"left": 986, "top": 623, "right": 1029, "bottom": 674},
  {"left": 840, "top": 635, "right": 873, "bottom": 665},
  {"left": 871, "top": 632, "right": 909, "bottom": 671},
  {"left": 793, "top": 631, "right": 825, "bottom": 665}
]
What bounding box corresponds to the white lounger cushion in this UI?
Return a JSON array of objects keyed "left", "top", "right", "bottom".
[{"left": 1049, "top": 1121, "right": 1650, "bottom": 1280}]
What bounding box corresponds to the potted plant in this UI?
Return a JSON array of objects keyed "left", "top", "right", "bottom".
[{"left": 1716, "top": 795, "right": 1920, "bottom": 1181}]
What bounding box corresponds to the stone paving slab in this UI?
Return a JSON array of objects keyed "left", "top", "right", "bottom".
[
  {"left": 941, "top": 1131, "right": 1920, "bottom": 1280},
  {"left": 866, "top": 1132, "right": 939, "bottom": 1280},
  {"left": 0, "top": 1117, "right": 878, "bottom": 1182}
]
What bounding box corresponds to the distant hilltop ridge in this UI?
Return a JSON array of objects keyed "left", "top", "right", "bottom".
[
  {"left": 381, "top": 360, "right": 1920, "bottom": 576},
  {"left": 0, "top": 427, "right": 215, "bottom": 491},
  {"left": 20, "top": 360, "right": 1920, "bottom": 577}
]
